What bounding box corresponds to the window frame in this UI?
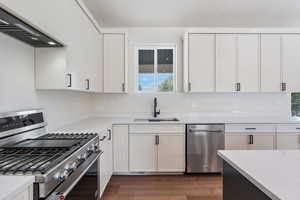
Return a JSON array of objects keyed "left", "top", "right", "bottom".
[{"left": 135, "top": 44, "right": 177, "bottom": 93}]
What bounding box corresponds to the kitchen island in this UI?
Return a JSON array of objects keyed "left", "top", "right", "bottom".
[{"left": 218, "top": 150, "right": 300, "bottom": 200}]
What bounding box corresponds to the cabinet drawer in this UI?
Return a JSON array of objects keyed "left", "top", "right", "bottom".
[
  {"left": 277, "top": 124, "right": 300, "bottom": 133},
  {"left": 129, "top": 124, "right": 185, "bottom": 134},
  {"left": 225, "top": 124, "right": 276, "bottom": 133},
  {"left": 277, "top": 133, "right": 299, "bottom": 149}
]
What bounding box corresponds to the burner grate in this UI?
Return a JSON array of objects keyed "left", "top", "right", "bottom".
[
  {"left": 0, "top": 147, "right": 70, "bottom": 175},
  {"left": 0, "top": 133, "right": 98, "bottom": 175},
  {"left": 40, "top": 133, "right": 97, "bottom": 140}
]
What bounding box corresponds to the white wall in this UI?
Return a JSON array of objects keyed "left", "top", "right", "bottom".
[
  {"left": 92, "top": 27, "right": 291, "bottom": 119},
  {"left": 0, "top": 33, "right": 93, "bottom": 130}
]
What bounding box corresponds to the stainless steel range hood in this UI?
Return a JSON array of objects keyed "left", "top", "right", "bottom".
[{"left": 0, "top": 7, "right": 63, "bottom": 47}]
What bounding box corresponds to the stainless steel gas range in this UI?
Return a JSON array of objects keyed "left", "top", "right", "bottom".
[{"left": 0, "top": 109, "right": 101, "bottom": 200}]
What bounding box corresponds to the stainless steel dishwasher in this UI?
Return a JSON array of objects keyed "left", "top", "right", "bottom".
[{"left": 186, "top": 124, "right": 225, "bottom": 173}]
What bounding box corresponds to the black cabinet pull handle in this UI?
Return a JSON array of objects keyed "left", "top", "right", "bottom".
[
  {"left": 155, "top": 135, "right": 159, "bottom": 145},
  {"left": 281, "top": 83, "right": 287, "bottom": 92},
  {"left": 108, "top": 129, "right": 112, "bottom": 141},
  {"left": 122, "top": 83, "right": 126, "bottom": 92},
  {"left": 249, "top": 135, "right": 254, "bottom": 145},
  {"left": 67, "top": 73, "right": 72, "bottom": 88},
  {"left": 236, "top": 83, "right": 241, "bottom": 92},
  {"left": 86, "top": 79, "right": 90, "bottom": 90}
]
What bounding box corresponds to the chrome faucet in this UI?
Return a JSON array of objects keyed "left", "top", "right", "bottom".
[{"left": 153, "top": 97, "right": 160, "bottom": 118}]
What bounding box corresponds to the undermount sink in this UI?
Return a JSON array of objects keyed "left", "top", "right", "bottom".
[{"left": 134, "top": 118, "right": 180, "bottom": 122}]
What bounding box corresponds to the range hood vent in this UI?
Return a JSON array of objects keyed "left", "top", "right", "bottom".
[{"left": 0, "top": 7, "right": 63, "bottom": 47}]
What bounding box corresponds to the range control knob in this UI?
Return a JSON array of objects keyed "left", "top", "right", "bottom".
[
  {"left": 70, "top": 161, "right": 78, "bottom": 169},
  {"left": 78, "top": 153, "right": 87, "bottom": 161},
  {"left": 54, "top": 172, "right": 66, "bottom": 182},
  {"left": 82, "top": 152, "right": 88, "bottom": 159},
  {"left": 62, "top": 169, "right": 72, "bottom": 179},
  {"left": 87, "top": 145, "right": 97, "bottom": 153}
]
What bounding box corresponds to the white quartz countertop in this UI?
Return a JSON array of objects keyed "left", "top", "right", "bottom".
[
  {"left": 54, "top": 115, "right": 300, "bottom": 133},
  {"left": 0, "top": 176, "right": 34, "bottom": 200},
  {"left": 218, "top": 150, "right": 300, "bottom": 200},
  {"left": 53, "top": 114, "right": 300, "bottom": 134}
]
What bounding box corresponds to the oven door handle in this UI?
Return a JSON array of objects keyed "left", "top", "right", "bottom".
[{"left": 46, "top": 152, "right": 101, "bottom": 200}]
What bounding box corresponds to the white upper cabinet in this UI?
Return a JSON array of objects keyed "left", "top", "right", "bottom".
[
  {"left": 188, "top": 34, "right": 215, "bottom": 92},
  {"left": 236, "top": 34, "right": 260, "bottom": 92},
  {"left": 1, "top": 0, "right": 103, "bottom": 93},
  {"left": 260, "top": 35, "right": 282, "bottom": 92},
  {"left": 282, "top": 35, "right": 300, "bottom": 92},
  {"left": 216, "top": 34, "right": 237, "bottom": 92},
  {"left": 215, "top": 34, "right": 260, "bottom": 92},
  {"left": 103, "top": 33, "right": 127, "bottom": 93}
]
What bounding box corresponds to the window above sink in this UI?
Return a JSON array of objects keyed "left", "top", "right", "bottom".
[{"left": 136, "top": 44, "right": 177, "bottom": 93}]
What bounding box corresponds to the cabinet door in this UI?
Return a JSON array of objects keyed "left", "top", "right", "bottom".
[
  {"left": 104, "top": 34, "right": 125, "bottom": 93},
  {"left": 249, "top": 134, "right": 275, "bottom": 150},
  {"left": 188, "top": 34, "right": 215, "bottom": 92},
  {"left": 237, "top": 34, "right": 260, "bottom": 92},
  {"left": 261, "top": 35, "right": 282, "bottom": 92},
  {"left": 157, "top": 135, "right": 185, "bottom": 172},
  {"left": 99, "top": 150, "right": 106, "bottom": 197},
  {"left": 106, "top": 130, "right": 113, "bottom": 180},
  {"left": 85, "top": 34, "right": 103, "bottom": 93},
  {"left": 225, "top": 134, "right": 249, "bottom": 150},
  {"left": 216, "top": 34, "right": 237, "bottom": 92},
  {"left": 282, "top": 35, "right": 300, "bottom": 92},
  {"left": 113, "top": 125, "right": 129, "bottom": 173},
  {"left": 129, "top": 134, "right": 156, "bottom": 172},
  {"left": 277, "top": 134, "right": 299, "bottom": 150}
]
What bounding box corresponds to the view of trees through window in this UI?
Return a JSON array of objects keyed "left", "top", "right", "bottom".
[{"left": 138, "top": 47, "right": 174, "bottom": 92}]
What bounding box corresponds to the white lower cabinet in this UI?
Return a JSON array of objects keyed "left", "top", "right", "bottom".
[
  {"left": 129, "top": 131, "right": 185, "bottom": 173},
  {"left": 99, "top": 129, "right": 113, "bottom": 198},
  {"left": 277, "top": 134, "right": 299, "bottom": 149},
  {"left": 129, "top": 134, "right": 157, "bottom": 172},
  {"left": 225, "top": 134, "right": 275, "bottom": 150},
  {"left": 113, "top": 125, "right": 129, "bottom": 173},
  {"left": 157, "top": 135, "right": 185, "bottom": 172},
  {"left": 99, "top": 149, "right": 105, "bottom": 197},
  {"left": 225, "top": 124, "right": 276, "bottom": 150},
  {"left": 276, "top": 125, "right": 300, "bottom": 149}
]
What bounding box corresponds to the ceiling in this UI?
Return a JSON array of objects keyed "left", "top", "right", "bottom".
[{"left": 84, "top": 0, "right": 300, "bottom": 27}]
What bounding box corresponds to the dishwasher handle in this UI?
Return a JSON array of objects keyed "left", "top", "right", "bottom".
[{"left": 188, "top": 129, "right": 224, "bottom": 133}]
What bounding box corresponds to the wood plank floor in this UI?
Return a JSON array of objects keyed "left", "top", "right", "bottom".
[{"left": 100, "top": 175, "right": 222, "bottom": 200}]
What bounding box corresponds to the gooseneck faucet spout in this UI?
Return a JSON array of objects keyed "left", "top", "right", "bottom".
[{"left": 153, "top": 97, "right": 160, "bottom": 118}]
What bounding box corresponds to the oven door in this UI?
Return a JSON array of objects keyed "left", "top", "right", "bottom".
[{"left": 45, "top": 152, "right": 101, "bottom": 200}]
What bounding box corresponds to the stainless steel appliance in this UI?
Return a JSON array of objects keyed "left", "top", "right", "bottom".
[
  {"left": 0, "top": 7, "right": 63, "bottom": 47},
  {"left": 0, "top": 109, "right": 100, "bottom": 200},
  {"left": 186, "top": 124, "right": 225, "bottom": 173}
]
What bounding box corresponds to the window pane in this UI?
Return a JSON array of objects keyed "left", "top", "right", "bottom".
[
  {"left": 138, "top": 50, "right": 155, "bottom": 91},
  {"left": 292, "top": 93, "right": 300, "bottom": 118},
  {"left": 157, "top": 49, "right": 173, "bottom": 92}
]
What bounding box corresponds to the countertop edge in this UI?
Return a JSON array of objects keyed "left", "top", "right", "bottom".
[{"left": 218, "top": 151, "right": 280, "bottom": 200}]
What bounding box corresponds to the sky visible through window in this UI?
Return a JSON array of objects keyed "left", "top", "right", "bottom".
[
  {"left": 138, "top": 48, "right": 174, "bottom": 92},
  {"left": 139, "top": 73, "right": 173, "bottom": 91}
]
